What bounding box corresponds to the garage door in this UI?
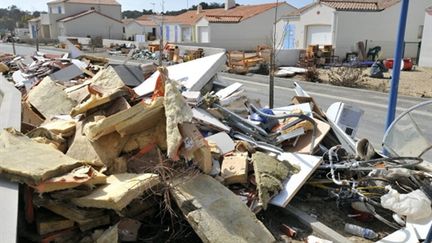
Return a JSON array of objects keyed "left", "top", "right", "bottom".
[
  {"left": 306, "top": 25, "right": 332, "bottom": 46},
  {"left": 198, "top": 26, "right": 209, "bottom": 43}
]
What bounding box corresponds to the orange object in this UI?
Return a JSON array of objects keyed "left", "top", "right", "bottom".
[
  {"left": 383, "top": 58, "right": 413, "bottom": 71},
  {"left": 151, "top": 67, "right": 168, "bottom": 100}
]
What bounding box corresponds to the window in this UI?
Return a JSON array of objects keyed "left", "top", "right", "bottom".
[
  {"left": 57, "top": 6, "right": 62, "bottom": 14},
  {"left": 418, "top": 25, "right": 424, "bottom": 39},
  {"left": 165, "top": 25, "right": 170, "bottom": 41},
  {"left": 284, "top": 24, "right": 296, "bottom": 49}
]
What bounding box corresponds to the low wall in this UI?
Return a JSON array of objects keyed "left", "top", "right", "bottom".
[
  {"left": 275, "top": 49, "right": 301, "bottom": 67},
  {"left": 59, "top": 36, "right": 140, "bottom": 48},
  {"left": 176, "top": 44, "right": 226, "bottom": 56}
]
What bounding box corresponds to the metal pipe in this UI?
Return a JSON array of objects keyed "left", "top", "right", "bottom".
[
  {"left": 249, "top": 104, "right": 317, "bottom": 154},
  {"left": 385, "top": 0, "right": 410, "bottom": 133}
]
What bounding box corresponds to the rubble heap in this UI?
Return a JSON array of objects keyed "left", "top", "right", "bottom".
[{"left": 1, "top": 51, "right": 431, "bottom": 243}]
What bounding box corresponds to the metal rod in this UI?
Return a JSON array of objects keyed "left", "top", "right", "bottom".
[{"left": 385, "top": 0, "right": 410, "bottom": 133}]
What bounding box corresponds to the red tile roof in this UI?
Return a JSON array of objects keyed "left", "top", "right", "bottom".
[
  {"left": 324, "top": 1, "right": 380, "bottom": 11},
  {"left": 135, "top": 19, "right": 158, "bottom": 26},
  {"left": 163, "top": 2, "right": 287, "bottom": 25},
  {"left": 57, "top": 9, "right": 122, "bottom": 23},
  {"left": 48, "top": 0, "right": 120, "bottom": 5},
  {"left": 287, "top": 0, "right": 399, "bottom": 15},
  {"left": 205, "top": 15, "right": 243, "bottom": 23}
]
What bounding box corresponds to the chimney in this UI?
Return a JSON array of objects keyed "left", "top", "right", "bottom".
[
  {"left": 225, "top": 0, "right": 236, "bottom": 10},
  {"left": 197, "top": 4, "right": 203, "bottom": 14}
]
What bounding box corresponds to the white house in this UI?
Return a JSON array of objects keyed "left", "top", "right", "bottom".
[
  {"left": 123, "top": 16, "right": 159, "bottom": 41},
  {"left": 157, "top": 0, "right": 296, "bottom": 50},
  {"left": 28, "top": 14, "right": 51, "bottom": 39},
  {"left": 276, "top": 0, "right": 431, "bottom": 60},
  {"left": 28, "top": 0, "right": 122, "bottom": 39},
  {"left": 419, "top": 6, "right": 432, "bottom": 67}
]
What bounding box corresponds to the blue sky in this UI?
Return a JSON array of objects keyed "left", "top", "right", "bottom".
[{"left": 1, "top": 0, "right": 313, "bottom": 12}]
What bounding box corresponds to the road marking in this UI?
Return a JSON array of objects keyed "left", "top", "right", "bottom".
[{"left": 223, "top": 77, "right": 432, "bottom": 118}]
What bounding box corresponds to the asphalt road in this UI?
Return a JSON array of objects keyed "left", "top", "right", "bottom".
[
  {"left": 0, "top": 42, "right": 146, "bottom": 65},
  {"left": 2, "top": 43, "right": 431, "bottom": 157},
  {"left": 217, "top": 72, "right": 432, "bottom": 156}
]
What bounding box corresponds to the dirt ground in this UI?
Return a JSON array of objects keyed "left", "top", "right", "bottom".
[{"left": 299, "top": 66, "right": 432, "bottom": 98}]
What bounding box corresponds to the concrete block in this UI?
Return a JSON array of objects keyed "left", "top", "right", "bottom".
[
  {"left": 221, "top": 152, "right": 248, "bottom": 184},
  {"left": 171, "top": 174, "right": 275, "bottom": 243}
]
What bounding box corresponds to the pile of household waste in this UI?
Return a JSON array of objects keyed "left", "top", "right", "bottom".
[{"left": 0, "top": 51, "right": 431, "bottom": 243}]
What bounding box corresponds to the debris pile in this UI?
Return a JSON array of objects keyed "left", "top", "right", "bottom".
[{"left": 1, "top": 50, "right": 431, "bottom": 243}]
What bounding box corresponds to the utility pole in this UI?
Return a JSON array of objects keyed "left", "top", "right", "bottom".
[
  {"left": 159, "top": 0, "right": 165, "bottom": 66},
  {"left": 269, "top": 0, "right": 279, "bottom": 108},
  {"left": 385, "top": 0, "right": 409, "bottom": 132},
  {"left": 35, "top": 26, "right": 40, "bottom": 52},
  {"left": 11, "top": 31, "right": 16, "bottom": 55}
]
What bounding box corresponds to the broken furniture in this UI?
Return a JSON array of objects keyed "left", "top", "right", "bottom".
[{"left": 227, "top": 45, "right": 270, "bottom": 74}]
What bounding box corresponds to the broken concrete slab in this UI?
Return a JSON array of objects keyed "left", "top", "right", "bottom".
[
  {"left": 72, "top": 173, "right": 160, "bottom": 211},
  {"left": 0, "top": 128, "right": 83, "bottom": 184},
  {"left": 112, "top": 64, "right": 145, "bottom": 87},
  {"left": 49, "top": 64, "right": 83, "bottom": 82},
  {"left": 221, "top": 152, "right": 248, "bottom": 185},
  {"left": 252, "top": 152, "right": 294, "bottom": 210},
  {"left": 26, "top": 76, "right": 77, "bottom": 118},
  {"left": 134, "top": 52, "right": 227, "bottom": 96},
  {"left": 171, "top": 174, "right": 276, "bottom": 243},
  {"left": 84, "top": 98, "right": 164, "bottom": 141}
]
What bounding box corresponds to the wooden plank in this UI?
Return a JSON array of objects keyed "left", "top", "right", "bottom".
[{"left": 288, "top": 118, "right": 331, "bottom": 154}]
